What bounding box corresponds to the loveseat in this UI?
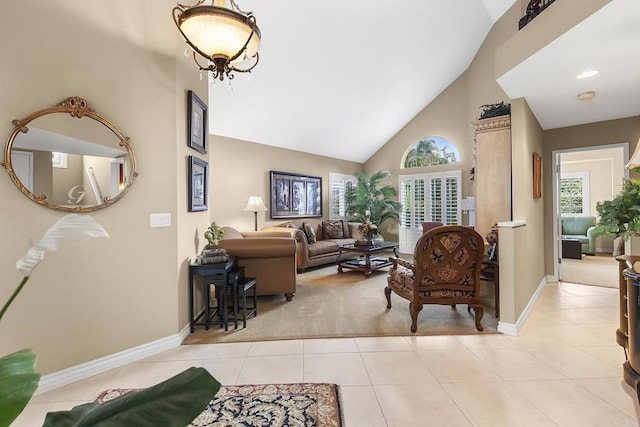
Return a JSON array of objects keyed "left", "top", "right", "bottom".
[
  {"left": 262, "top": 219, "right": 362, "bottom": 272},
  {"left": 561, "top": 215, "right": 597, "bottom": 255},
  {"left": 218, "top": 227, "right": 297, "bottom": 300}
]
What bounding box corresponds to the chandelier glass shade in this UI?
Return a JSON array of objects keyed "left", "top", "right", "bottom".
[{"left": 173, "top": 0, "right": 261, "bottom": 81}]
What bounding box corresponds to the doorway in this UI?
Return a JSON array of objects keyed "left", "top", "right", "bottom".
[{"left": 552, "top": 143, "right": 628, "bottom": 285}]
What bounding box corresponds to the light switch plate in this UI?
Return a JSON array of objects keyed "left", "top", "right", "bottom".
[{"left": 150, "top": 213, "right": 171, "bottom": 228}]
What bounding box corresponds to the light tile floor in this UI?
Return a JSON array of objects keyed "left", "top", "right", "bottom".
[{"left": 15, "top": 281, "right": 640, "bottom": 426}]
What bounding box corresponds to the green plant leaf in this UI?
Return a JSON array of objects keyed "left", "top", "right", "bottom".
[
  {"left": 43, "top": 366, "right": 220, "bottom": 427},
  {"left": 0, "top": 348, "right": 40, "bottom": 427}
]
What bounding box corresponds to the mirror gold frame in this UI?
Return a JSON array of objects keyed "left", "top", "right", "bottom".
[{"left": 2, "top": 97, "right": 138, "bottom": 212}]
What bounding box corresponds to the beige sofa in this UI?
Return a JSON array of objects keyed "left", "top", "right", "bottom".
[
  {"left": 219, "top": 227, "right": 297, "bottom": 301},
  {"left": 262, "top": 219, "right": 362, "bottom": 273}
]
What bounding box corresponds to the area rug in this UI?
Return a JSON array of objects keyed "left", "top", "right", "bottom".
[
  {"left": 97, "top": 383, "right": 343, "bottom": 427},
  {"left": 561, "top": 253, "right": 618, "bottom": 288},
  {"left": 184, "top": 263, "right": 499, "bottom": 344}
]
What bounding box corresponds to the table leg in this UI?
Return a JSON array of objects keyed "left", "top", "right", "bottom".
[
  {"left": 189, "top": 274, "right": 195, "bottom": 333},
  {"left": 204, "top": 280, "right": 211, "bottom": 331}
]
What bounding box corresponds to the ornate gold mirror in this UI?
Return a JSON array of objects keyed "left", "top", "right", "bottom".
[{"left": 2, "top": 97, "right": 138, "bottom": 212}]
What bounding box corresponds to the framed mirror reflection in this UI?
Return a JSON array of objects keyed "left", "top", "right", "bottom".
[{"left": 2, "top": 97, "right": 138, "bottom": 212}]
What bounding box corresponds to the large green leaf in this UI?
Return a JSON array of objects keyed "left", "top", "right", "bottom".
[
  {"left": 0, "top": 348, "right": 40, "bottom": 426},
  {"left": 43, "top": 366, "right": 220, "bottom": 427}
]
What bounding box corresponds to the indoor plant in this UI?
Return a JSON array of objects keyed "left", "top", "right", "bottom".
[
  {"left": 592, "top": 179, "right": 640, "bottom": 241},
  {"left": 204, "top": 221, "right": 224, "bottom": 248},
  {"left": 0, "top": 214, "right": 220, "bottom": 426},
  {"left": 345, "top": 170, "right": 401, "bottom": 230}
]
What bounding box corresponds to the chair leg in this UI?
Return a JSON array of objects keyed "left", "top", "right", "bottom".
[
  {"left": 470, "top": 303, "right": 484, "bottom": 331},
  {"left": 494, "top": 281, "right": 500, "bottom": 318},
  {"left": 409, "top": 302, "right": 423, "bottom": 333},
  {"left": 384, "top": 286, "right": 392, "bottom": 309}
]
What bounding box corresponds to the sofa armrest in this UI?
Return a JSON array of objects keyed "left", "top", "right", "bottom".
[
  {"left": 586, "top": 225, "right": 597, "bottom": 254},
  {"left": 219, "top": 237, "right": 296, "bottom": 258}
]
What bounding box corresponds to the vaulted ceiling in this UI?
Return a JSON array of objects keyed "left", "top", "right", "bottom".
[
  {"left": 209, "top": 0, "right": 640, "bottom": 164},
  {"left": 209, "top": 0, "right": 517, "bottom": 163}
]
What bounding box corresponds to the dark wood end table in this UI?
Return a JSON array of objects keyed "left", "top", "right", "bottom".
[{"left": 337, "top": 242, "right": 399, "bottom": 278}]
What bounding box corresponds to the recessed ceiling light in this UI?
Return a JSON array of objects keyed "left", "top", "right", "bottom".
[
  {"left": 576, "top": 70, "right": 599, "bottom": 79},
  {"left": 577, "top": 91, "right": 596, "bottom": 101}
]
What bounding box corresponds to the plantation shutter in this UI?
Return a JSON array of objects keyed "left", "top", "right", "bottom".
[
  {"left": 329, "top": 173, "right": 356, "bottom": 219},
  {"left": 399, "top": 170, "right": 462, "bottom": 253}
]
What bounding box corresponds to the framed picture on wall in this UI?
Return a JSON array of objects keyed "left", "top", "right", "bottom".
[
  {"left": 269, "top": 171, "right": 322, "bottom": 219},
  {"left": 533, "top": 152, "right": 542, "bottom": 199},
  {"left": 187, "top": 90, "right": 207, "bottom": 154},
  {"left": 189, "top": 156, "right": 208, "bottom": 211}
]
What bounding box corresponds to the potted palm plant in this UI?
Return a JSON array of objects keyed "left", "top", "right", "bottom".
[{"left": 345, "top": 170, "right": 401, "bottom": 238}]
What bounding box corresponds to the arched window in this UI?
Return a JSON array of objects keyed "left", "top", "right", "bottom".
[{"left": 402, "top": 136, "right": 459, "bottom": 168}]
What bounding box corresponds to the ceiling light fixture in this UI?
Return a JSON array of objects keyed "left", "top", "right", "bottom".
[
  {"left": 577, "top": 91, "right": 595, "bottom": 101},
  {"left": 576, "top": 70, "right": 599, "bottom": 79},
  {"left": 172, "top": 0, "right": 261, "bottom": 82}
]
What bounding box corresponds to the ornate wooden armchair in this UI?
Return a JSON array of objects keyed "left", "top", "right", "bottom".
[{"left": 385, "top": 226, "right": 485, "bottom": 332}]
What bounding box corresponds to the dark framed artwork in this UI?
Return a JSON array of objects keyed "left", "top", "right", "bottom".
[
  {"left": 270, "top": 171, "right": 322, "bottom": 219},
  {"left": 187, "top": 90, "right": 207, "bottom": 154},
  {"left": 188, "top": 156, "right": 208, "bottom": 212},
  {"left": 533, "top": 152, "right": 542, "bottom": 199}
]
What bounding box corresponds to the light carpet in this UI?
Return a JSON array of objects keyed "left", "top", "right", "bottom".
[
  {"left": 96, "top": 383, "right": 343, "bottom": 427},
  {"left": 561, "top": 253, "right": 619, "bottom": 288},
  {"left": 184, "top": 264, "right": 499, "bottom": 344}
]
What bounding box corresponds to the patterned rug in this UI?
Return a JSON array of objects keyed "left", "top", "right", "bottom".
[{"left": 96, "top": 383, "right": 343, "bottom": 427}]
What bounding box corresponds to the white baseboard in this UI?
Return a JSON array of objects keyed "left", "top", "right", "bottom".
[
  {"left": 497, "top": 276, "right": 547, "bottom": 336},
  {"left": 36, "top": 324, "right": 191, "bottom": 395}
]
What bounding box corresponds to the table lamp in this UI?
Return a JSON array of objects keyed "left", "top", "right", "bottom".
[{"left": 243, "top": 196, "right": 268, "bottom": 231}]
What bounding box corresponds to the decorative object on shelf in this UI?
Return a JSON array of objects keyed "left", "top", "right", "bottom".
[
  {"left": 533, "top": 152, "right": 542, "bottom": 199},
  {"left": 345, "top": 170, "right": 400, "bottom": 230},
  {"left": 269, "top": 171, "right": 322, "bottom": 219},
  {"left": 2, "top": 96, "right": 138, "bottom": 213},
  {"left": 197, "top": 247, "right": 229, "bottom": 264},
  {"left": 243, "top": 196, "right": 268, "bottom": 231},
  {"left": 478, "top": 101, "right": 511, "bottom": 120},
  {"left": 172, "top": 0, "right": 261, "bottom": 82},
  {"left": 187, "top": 90, "right": 208, "bottom": 154},
  {"left": 519, "top": 0, "right": 555, "bottom": 30},
  {"left": 189, "top": 156, "right": 208, "bottom": 212},
  {"left": 204, "top": 221, "right": 224, "bottom": 247},
  {"left": 358, "top": 220, "right": 380, "bottom": 241}
]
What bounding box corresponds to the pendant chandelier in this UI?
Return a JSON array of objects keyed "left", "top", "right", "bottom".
[{"left": 172, "top": 0, "right": 261, "bottom": 82}]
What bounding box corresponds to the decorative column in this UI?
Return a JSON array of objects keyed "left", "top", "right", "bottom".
[{"left": 471, "top": 115, "right": 512, "bottom": 238}]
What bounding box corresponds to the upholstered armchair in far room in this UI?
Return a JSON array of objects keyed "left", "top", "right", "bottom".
[
  {"left": 385, "top": 225, "right": 485, "bottom": 332},
  {"left": 561, "top": 216, "right": 597, "bottom": 255}
]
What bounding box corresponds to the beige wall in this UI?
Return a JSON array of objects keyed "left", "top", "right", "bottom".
[
  {"left": 0, "top": 0, "right": 208, "bottom": 374},
  {"left": 209, "top": 135, "right": 363, "bottom": 231},
  {"left": 365, "top": 2, "right": 520, "bottom": 241},
  {"left": 509, "top": 98, "right": 545, "bottom": 322},
  {"left": 542, "top": 116, "right": 640, "bottom": 273}
]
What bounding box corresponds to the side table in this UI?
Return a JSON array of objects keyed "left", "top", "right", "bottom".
[{"left": 189, "top": 258, "right": 237, "bottom": 332}]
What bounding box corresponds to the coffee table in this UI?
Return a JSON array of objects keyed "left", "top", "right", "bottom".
[{"left": 337, "top": 242, "right": 399, "bottom": 277}]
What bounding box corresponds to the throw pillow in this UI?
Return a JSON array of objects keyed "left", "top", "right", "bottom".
[
  {"left": 302, "top": 222, "right": 317, "bottom": 244},
  {"left": 322, "top": 220, "right": 344, "bottom": 239}
]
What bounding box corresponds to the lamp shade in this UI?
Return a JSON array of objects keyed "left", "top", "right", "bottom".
[
  {"left": 179, "top": 6, "right": 260, "bottom": 63},
  {"left": 243, "top": 196, "right": 267, "bottom": 212},
  {"left": 627, "top": 136, "right": 640, "bottom": 170}
]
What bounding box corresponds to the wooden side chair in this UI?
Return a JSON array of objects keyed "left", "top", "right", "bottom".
[{"left": 385, "top": 225, "right": 485, "bottom": 332}]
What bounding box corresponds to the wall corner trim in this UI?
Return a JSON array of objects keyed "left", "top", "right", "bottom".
[
  {"left": 497, "top": 275, "right": 547, "bottom": 336},
  {"left": 36, "top": 325, "right": 191, "bottom": 395},
  {"left": 497, "top": 219, "right": 526, "bottom": 228}
]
